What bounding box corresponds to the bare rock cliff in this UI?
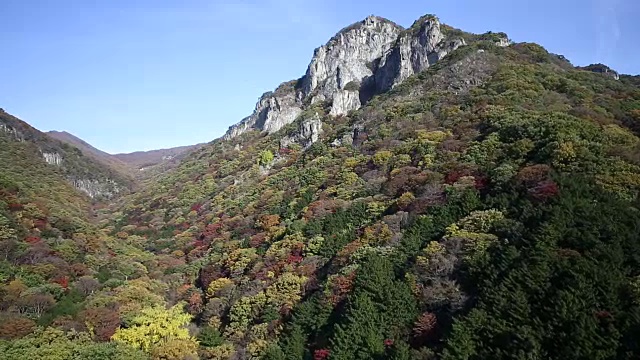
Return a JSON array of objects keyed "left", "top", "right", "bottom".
[
  {"left": 375, "top": 16, "right": 466, "bottom": 92},
  {"left": 224, "top": 84, "right": 302, "bottom": 139},
  {"left": 302, "top": 16, "right": 403, "bottom": 103}
]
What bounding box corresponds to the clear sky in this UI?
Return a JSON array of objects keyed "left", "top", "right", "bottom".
[{"left": 1, "top": 0, "right": 638, "bottom": 154}]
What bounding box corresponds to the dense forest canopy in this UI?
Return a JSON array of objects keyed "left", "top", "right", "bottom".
[{"left": 1, "top": 13, "right": 640, "bottom": 360}]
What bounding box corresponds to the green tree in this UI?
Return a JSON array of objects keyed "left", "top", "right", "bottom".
[{"left": 258, "top": 150, "right": 275, "bottom": 166}]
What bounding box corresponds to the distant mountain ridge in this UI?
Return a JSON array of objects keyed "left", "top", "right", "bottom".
[
  {"left": 0, "top": 109, "right": 203, "bottom": 200},
  {"left": 113, "top": 144, "right": 205, "bottom": 171},
  {"left": 47, "top": 130, "right": 204, "bottom": 177}
]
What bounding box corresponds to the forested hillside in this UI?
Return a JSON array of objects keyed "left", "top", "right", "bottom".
[{"left": 1, "top": 13, "right": 640, "bottom": 360}]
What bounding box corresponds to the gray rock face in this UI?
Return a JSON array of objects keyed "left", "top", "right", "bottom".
[
  {"left": 224, "top": 87, "right": 303, "bottom": 139},
  {"left": 495, "top": 36, "right": 511, "bottom": 47},
  {"left": 0, "top": 124, "right": 24, "bottom": 142},
  {"left": 224, "top": 17, "right": 401, "bottom": 140},
  {"left": 302, "top": 16, "right": 402, "bottom": 101},
  {"left": 331, "top": 124, "right": 365, "bottom": 147},
  {"left": 73, "top": 179, "right": 121, "bottom": 199},
  {"left": 280, "top": 114, "right": 324, "bottom": 149},
  {"left": 375, "top": 16, "right": 466, "bottom": 92},
  {"left": 330, "top": 89, "right": 362, "bottom": 116},
  {"left": 42, "top": 152, "right": 63, "bottom": 166},
  {"left": 299, "top": 116, "right": 323, "bottom": 146}
]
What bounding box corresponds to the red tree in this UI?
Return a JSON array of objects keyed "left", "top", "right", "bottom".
[
  {"left": 25, "top": 236, "right": 41, "bottom": 244},
  {"left": 413, "top": 312, "right": 438, "bottom": 343},
  {"left": 314, "top": 349, "right": 330, "bottom": 360},
  {"left": 528, "top": 180, "right": 559, "bottom": 200},
  {"left": 79, "top": 307, "right": 120, "bottom": 341},
  {"left": 328, "top": 272, "right": 356, "bottom": 305},
  {"left": 53, "top": 276, "right": 69, "bottom": 290},
  {"left": 8, "top": 203, "right": 23, "bottom": 212}
]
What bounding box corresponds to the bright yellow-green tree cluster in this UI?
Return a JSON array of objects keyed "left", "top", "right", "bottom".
[{"left": 112, "top": 303, "right": 198, "bottom": 357}]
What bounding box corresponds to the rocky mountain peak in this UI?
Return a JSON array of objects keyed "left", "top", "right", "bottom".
[
  {"left": 223, "top": 15, "right": 402, "bottom": 140},
  {"left": 223, "top": 13, "right": 473, "bottom": 140},
  {"left": 579, "top": 63, "right": 620, "bottom": 80},
  {"left": 301, "top": 15, "right": 402, "bottom": 101}
]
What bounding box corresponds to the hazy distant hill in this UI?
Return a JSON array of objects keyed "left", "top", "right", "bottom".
[
  {"left": 113, "top": 144, "right": 204, "bottom": 171},
  {"left": 48, "top": 130, "right": 204, "bottom": 179}
]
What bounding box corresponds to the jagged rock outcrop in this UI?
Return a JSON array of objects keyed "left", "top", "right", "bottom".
[
  {"left": 330, "top": 90, "right": 362, "bottom": 116},
  {"left": 580, "top": 64, "right": 620, "bottom": 80},
  {"left": 280, "top": 114, "right": 323, "bottom": 149},
  {"left": 224, "top": 83, "right": 303, "bottom": 139},
  {"left": 375, "top": 16, "right": 466, "bottom": 92},
  {"left": 42, "top": 152, "right": 62, "bottom": 166},
  {"left": 224, "top": 16, "right": 402, "bottom": 140},
  {"left": 495, "top": 37, "right": 511, "bottom": 47},
  {"left": 73, "top": 179, "right": 121, "bottom": 199},
  {"left": 0, "top": 124, "right": 24, "bottom": 142}
]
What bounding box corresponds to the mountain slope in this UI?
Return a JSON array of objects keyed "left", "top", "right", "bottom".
[
  {"left": 103, "top": 15, "right": 640, "bottom": 359},
  {"left": 2, "top": 12, "right": 640, "bottom": 359},
  {"left": 0, "top": 110, "right": 131, "bottom": 199},
  {"left": 0, "top": 113, "right": 153, "bottom": 357}
]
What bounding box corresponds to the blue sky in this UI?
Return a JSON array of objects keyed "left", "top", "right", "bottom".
[{"left": 1, "top": 0, "right": 638, "bottom": 153}]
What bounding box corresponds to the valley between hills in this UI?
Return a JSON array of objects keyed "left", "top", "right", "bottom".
[{"left": 1, "top": 12, "right": 640, "bottom": 360}]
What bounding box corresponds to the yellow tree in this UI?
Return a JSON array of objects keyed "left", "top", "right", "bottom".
[
  {"left": 112, "top": 303, "right": 198, "bottom": 355},
  {"left": 150, "top": 338, "right": 199, "bottom": 360}
]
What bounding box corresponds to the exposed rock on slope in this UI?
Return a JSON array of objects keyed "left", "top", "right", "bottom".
[
  {"left": 330, "top": 89, "right": 362, "bottom": 116},
  {"left": 427, "top": 49, "right": 500, "bottom": 94},
  {"left": 579, "top": 63, "right": 620, "bottom": 80},
  {"left": 73, "top": 179, "right": 121, "bottom": 199},
  {"left": 0, "top": 122, "right": 24, "bottom": 142},
  {"left": 224, "top": 82, "right": 303, "bottom": 139},
  {"left": 301, "top": 16, "right": 403, "bottom": 102},
  {"left": 375, "top": 16, "right": 466, "bottom": 92},
  {"left": 279, "top": 113, "right": 324, "bottom": 149}
]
